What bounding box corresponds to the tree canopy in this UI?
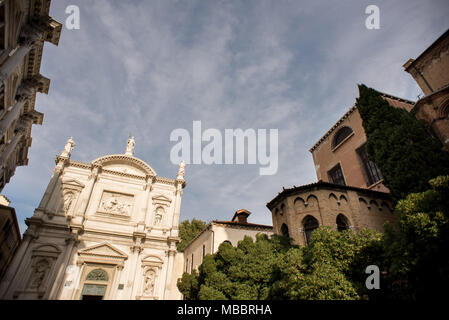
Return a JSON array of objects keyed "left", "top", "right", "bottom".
[
  {"left": 382, "top": 175, "right": 449, "bottom": 299},
  {"left": 177, "top": 219, "right": 207, "bottom": 252},
  {"left": 355, "top": 84, "right": 449, "bottom": 202},
  {"left": 177, "top": 229, "right": 383, "bottom": 300}
]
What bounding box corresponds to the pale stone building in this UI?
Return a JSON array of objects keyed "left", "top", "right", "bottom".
[
  {"left": 0, "top": 137, "right": 186, "bottom": 300},
  {"left": 0, "top": 0, "right": 61, "bottom": 191},
  {"left": 182, "top": 209, "right": 273, "bottom": 274}
]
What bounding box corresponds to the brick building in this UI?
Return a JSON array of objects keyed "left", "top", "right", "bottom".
[
  {"left": 403, "top": 29, "right": 449, "bottom": 151},
  {"left": 267, "top": 92, "right": 414, "bottom": 245},
  {"left": 309, "top": 93, "right": 414, "bottom": 193},
  {"left": 266, "top": 182, "right": 393, "bottom": 246}
]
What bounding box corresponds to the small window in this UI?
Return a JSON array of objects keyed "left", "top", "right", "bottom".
[
  {"left": 332, "top": 126, "right": 353, "bottom": 149},
  {"left": 328, "top": 164, "right": 346, "bottom": 186},
  {"left": 303, "top": 216, "right": 319, "bottom": 245},
  {"left": 202, "top": 245, "right": 205, "bottom": 259},
  {"left": 356, "top": 145, "right": 383, "bottom": 186}
]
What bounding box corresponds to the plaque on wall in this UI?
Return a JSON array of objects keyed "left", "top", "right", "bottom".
[{"left": 98, "top": 191, "right": 134, "bottom": 217}]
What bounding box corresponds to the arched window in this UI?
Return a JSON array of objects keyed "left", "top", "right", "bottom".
[
  {"left": 86, "top": 269, "right": 108, "bottom": 281},
  {"left": 81, "top": 268, "right": 110, "bottom": 300},
  {"left": 280, "top": 224, "right": 289, "bottom": 238},
  {"left": 336, "top": 214, "right": 350, "bottom": 232},
  {"left": 303, "top": 216, "right": 319, "bottom": 245},
  {"left": 332, "top": 126, "right": 353, "bottom": 149}
]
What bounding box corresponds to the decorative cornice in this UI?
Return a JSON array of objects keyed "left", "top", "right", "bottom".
[
  {"left": 309, "top": 92, "right": 414, "bottom": 152},
  {"left": 92, "top": 154, "right": 157, "bottom": 176},
  {"left": 404, "top": 29, "right": 449, "bottom": 73},
  {"left": 266, "top": 180, "right": 391, "bottom": 210}
]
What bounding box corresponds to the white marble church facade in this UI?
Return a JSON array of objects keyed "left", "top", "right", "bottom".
[{"left": 0, "top": 137, "right": 186, "bottom": 300}]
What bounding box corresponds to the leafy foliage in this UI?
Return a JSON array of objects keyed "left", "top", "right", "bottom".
[
  {"left": 177, "top": 219, "right": 207, "bottom": 252},
  {"left": 177, "top": 230, "right": 383, "bottom": 300},
  {"left": 355, "top": 84, "right": 449, "bottom": 202},
  {"left": 382, "top": 175, "right": 449, "bottom": 299}
]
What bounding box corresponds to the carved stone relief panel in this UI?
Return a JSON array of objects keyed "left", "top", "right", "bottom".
[{"left": 98, "top": 191, "right": 134, "bottom": 217}]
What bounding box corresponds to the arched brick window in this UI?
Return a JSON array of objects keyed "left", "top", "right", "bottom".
[
  {"left": 336, "top": 214, "right": 350, "bottom": 232},
  {"left": 303, "top": 216, "right": 319, "bottom": 245}
]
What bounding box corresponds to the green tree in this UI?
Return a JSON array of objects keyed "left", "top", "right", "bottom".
[
  {"left": 178, "top": 234, "right": 295, "bottom": 300},
  {"left": 177, "top": 229, "right": 383, "bottom": 300},
  {"left": 382, "top": 175, "right": 449, "bottom": 300},
  {"left": 355, "top": 84, "right": 449, "bottom": 202},
  {"left": 297, "top": 227, "right": 382, "bottom": 300},
  {"left": 177, "top": 219, "right": 207, "bottom": 252}
]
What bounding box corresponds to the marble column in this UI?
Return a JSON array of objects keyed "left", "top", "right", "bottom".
[
  {"left": 0, "top": 26, "right": 43, "bottom": 82},
  {"left": 49, "top": 233, "right": 79, "bottom": 299}
]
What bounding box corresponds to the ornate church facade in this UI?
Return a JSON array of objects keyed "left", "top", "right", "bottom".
[{"left": 0, "top": 137, "right": 186, "bottom": 300}]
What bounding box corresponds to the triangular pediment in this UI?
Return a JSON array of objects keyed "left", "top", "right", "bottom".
[
  {"left": 61, "top": 178, "right": 85, "bottom": 188},
  {"left": 152, "top": 195, "right": 172, "bottom": 203},
  {"left": 78, "top": 242, "right": 128, "bottom": 259}
]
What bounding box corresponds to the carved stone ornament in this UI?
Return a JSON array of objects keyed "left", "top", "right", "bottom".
[
  {"left": 154, "top": 207, "right": 164, "bottom": 226},
  {"left": 63, "top": 191, "right": 75, "bottom": 213},
  {"left": 143, "top": 268, "right": 156, "bottom": 296},
  {"left": 177, "top": 161, "right": 186, "bottom": 180},
  {"left": 98, "top": 191, "right": 134, "bottom": 217},
  {"left": 60, "top": 137, "right": 75, "bottom": 157},
  {"left": 28, "top": 259, "right": 50, "bottom": 289},
  {"left": 86, "top": 269, "right": 109, "bottom": 282},
  {"left": 125, "top": 136, "right": 135, "bottom": 156}
]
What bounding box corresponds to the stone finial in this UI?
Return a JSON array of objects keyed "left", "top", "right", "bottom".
[
  {"left": 60, "top": 137, "right": 75, "bottom": 158},
  {"left": 125, "top": 136, "right": 135, "bottom": 156},
  {"left": 177, "top": 160, "right": 186, "bottom": 180}
]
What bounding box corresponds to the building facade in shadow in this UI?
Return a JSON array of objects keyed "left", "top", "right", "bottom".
[{"left": 0, "top": 0, "right": 61, "bottom": 191}]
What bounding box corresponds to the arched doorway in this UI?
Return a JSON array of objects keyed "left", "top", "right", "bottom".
[{"left": 303, "top": 216, "right": 319, "bottom": 245}]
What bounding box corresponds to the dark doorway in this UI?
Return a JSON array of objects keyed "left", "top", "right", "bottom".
[{"left": 82, "top": 294, "right": 104, "bottom": 300}]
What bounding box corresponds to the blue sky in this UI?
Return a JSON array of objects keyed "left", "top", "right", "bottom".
[{"left": 3, "top": 0, "right": 449, "bottom": 234}]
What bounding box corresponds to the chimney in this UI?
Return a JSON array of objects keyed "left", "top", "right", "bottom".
[{"left": 232, "top": 209, "right": 251, "bottom": 224}]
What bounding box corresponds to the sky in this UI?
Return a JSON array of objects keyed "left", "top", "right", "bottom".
[{"left": 3, "top": 0, "right": 449, "bottom": 234}]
